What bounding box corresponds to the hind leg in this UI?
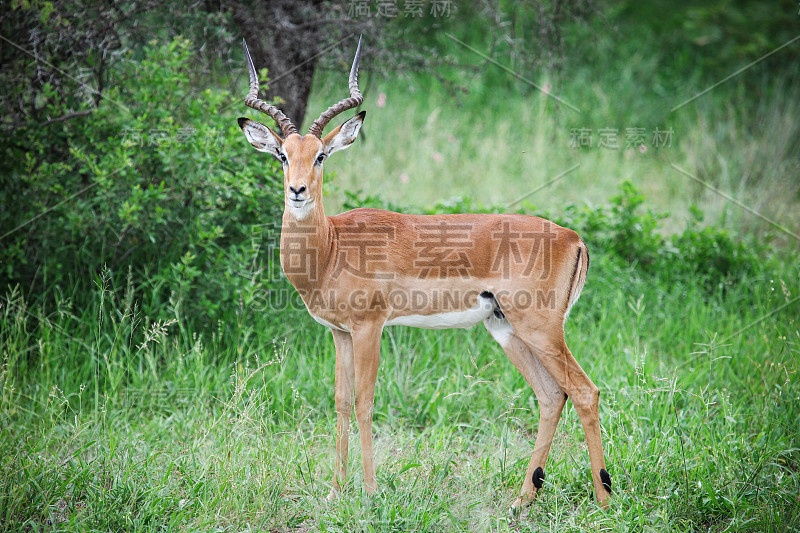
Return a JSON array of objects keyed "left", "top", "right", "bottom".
[
  {"left": 503, "top": 315, "right": 611, "bottom": 507},
  {"left": 484, "top": 317, "right": 567, "bottom": 510}
]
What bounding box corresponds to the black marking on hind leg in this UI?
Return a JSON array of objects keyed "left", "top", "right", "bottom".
[
  {"left": 480, "top": 291, "right": 506, "bottom": 320},
  {"left": 599, "top": 468, "right": 612, "bottom": 493},
  {"left": 532, "top": 467, "right": 546, "bottom": 489},
  {"left": 563, "top": 392, "right": 568, "bottom": 401}
]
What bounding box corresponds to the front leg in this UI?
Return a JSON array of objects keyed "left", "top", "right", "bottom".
[
  {"left": 329, "top": 328, "right": 355, "bottom": 500},
  {"left": 350, "top": 321, "right": 383, "bottom": 494}
]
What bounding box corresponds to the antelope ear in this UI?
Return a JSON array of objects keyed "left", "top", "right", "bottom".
[
  {"left": 322, "top": 111, "right": 365, "bottom": 155},
  {"left": 238, "top": 117, "right": 283, "bottom": 156}
]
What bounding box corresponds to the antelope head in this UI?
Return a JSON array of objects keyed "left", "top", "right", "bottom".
[{"left": 238, "top": 37, "right": 365, "bottom": 221}]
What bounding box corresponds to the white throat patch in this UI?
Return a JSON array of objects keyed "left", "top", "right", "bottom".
[{"left": 287, "top": 200, "right": 314, "bottom": 221}]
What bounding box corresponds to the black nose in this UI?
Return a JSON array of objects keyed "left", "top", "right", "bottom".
[{"left": 289, "top": 185, "right": 306, "bottom": 195}]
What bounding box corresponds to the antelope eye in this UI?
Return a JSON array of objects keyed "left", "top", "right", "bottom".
[
  {"left": 278, "top": 152, "right": 287, "bottom": 164},
  {"left": 316, "top": 154, "right": 325, "bottom": 164}
]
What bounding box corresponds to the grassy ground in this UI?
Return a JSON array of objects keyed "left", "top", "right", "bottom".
[{"left": 2, "top": 250, "right": 798, "bottom": 530}]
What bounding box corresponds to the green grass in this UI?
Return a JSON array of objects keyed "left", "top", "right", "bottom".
[{"left": 2, "top": 253, "right": 798, "bottom": 531}]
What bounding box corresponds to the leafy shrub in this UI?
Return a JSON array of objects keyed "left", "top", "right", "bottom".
[
  {"left": 342, "top": 190, "right": 501, "bottom": 215},
  {"left": 0, "top": 38, "right": 283, "bottom": 321},
  {"left": 665, "top": 207, "right": 765, "bottom": 285},
  {"left": 578, "top": 180, "right": 666, "bottom": 270}
]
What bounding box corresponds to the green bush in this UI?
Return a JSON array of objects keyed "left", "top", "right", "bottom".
[
  {"left": 578, "top": 180, "right": 666, "bottom": 269},
  {"left": 0, "top": 38, "right": 283, "bottom": 321},
  {"left": 666, "top": 207, "right": 765, "bottom": 286}
]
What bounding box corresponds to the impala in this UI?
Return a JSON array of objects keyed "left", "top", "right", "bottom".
[{"left": 237, "top": 37, "right": 611, "bottom": 509}]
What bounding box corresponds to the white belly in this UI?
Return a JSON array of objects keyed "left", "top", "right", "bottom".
[
  {"left": 310, "top": 313, "right": 349, "bottom": 332},
  {"left": 385, "top": 295, "right": 494, "bottom": 330}
]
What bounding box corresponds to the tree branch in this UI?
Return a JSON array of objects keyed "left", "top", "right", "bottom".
[{"left": 13, "top": 109, "right": 94, "bottom": 130}]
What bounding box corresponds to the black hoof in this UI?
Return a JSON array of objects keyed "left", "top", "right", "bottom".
[
  {"left": 599, "top": 468, "right": 612, "bottom": 493},
  {"left": 532, "top": 466, "right": 546, "bottom": 489}
]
